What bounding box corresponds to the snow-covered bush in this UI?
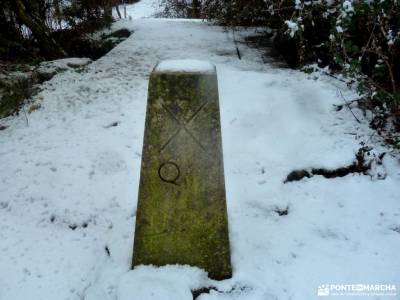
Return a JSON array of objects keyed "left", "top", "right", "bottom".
[{"left": 162, "top": 0, "right": 400, "bottom": 116}]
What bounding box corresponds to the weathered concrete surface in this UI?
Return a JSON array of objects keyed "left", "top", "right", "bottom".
[{"left": 132, "top": 61, "right": 232, "bottom": 280}]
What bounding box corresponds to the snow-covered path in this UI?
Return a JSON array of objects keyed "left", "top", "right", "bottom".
[{"left": 1, "top": 4, "right": 400, "bottom": 300}]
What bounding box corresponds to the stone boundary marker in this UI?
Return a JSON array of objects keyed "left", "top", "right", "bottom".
[{"left": 132, "top": 60, "right": 232, "bottom": 280}]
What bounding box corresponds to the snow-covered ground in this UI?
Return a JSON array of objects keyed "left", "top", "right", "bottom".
[
  {"left": 113, "top": 0, "right": 162, "bottom": 19},
  {"left": 1, "top": 1, "right": 400, "bottom": 300}
]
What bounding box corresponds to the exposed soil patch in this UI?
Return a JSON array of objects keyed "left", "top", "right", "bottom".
[
  {"left": 244, "top": 31, "right": 288, "bottom": 66},
  {"left": 284, "top": 147, "right": 386, "bottom": 183},
  {"left": 192, "top": 284, "right": 251, "bottom": 299},
  {"left": 104, "top": 121, "right": 119, "bottom": 128},
  {"left": 68, "top": 222, "right": 89, "bottom": 230},
  {"left": 274, "top": 206, "right": 289, "bottom": 216},
  {"left": 49, "top": 214, "right": 90, "bottom": 231},
  {"left": 192, "top": 287, "right": 218, "bottom": 299},
  {"left": 391, "top": 226, "right": 400, "bottom": 234}
]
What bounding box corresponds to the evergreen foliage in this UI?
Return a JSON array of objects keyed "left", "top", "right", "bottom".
[{"left": 0, "top": 0, "right": 119, "bottom": 61}]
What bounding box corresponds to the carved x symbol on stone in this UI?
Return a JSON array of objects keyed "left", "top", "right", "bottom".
[{"left": 160, "top": 101, "right": 208, "bottom": 152}]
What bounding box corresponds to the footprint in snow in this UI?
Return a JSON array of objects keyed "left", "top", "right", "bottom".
[{"left": 95, "top": 150, "right": 127, "bottom": 175}]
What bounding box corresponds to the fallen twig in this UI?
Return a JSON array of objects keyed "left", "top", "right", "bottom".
[{"left": 338, "top": 90, "right": 361, "bottom": 124}]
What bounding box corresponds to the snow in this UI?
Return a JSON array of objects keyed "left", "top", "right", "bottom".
[
  {"left": 155, "top": 59, "right": 215, "bottom": 73},
  {"left": 285, "top": 20, "right": 299, "bottom": 37},
  {"left": 116, "top": 265, "right": 208, "bottom": 300},
  {"left": 342, "top": 0, "right": 354, "bottom": 13},
  {"left": 39, "top": 57, "right": 92, "bottom": 69},
  {"left": 37, "top": 57, "right": 92, "bottom": 75},
  {"left": 1, "top": 0, "right": 400, "bottom": 300},
  {"left": 113, "top": 0, "right": 162, "bottom": 19}
]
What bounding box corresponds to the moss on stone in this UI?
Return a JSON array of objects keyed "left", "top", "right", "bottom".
[{"left": 132, "top": 67, "right": 232, "bottom": 280}]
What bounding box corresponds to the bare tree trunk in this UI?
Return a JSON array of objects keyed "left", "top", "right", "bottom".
[{"left": 115, "top": 1, "right": 122, "bottom": 19}]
